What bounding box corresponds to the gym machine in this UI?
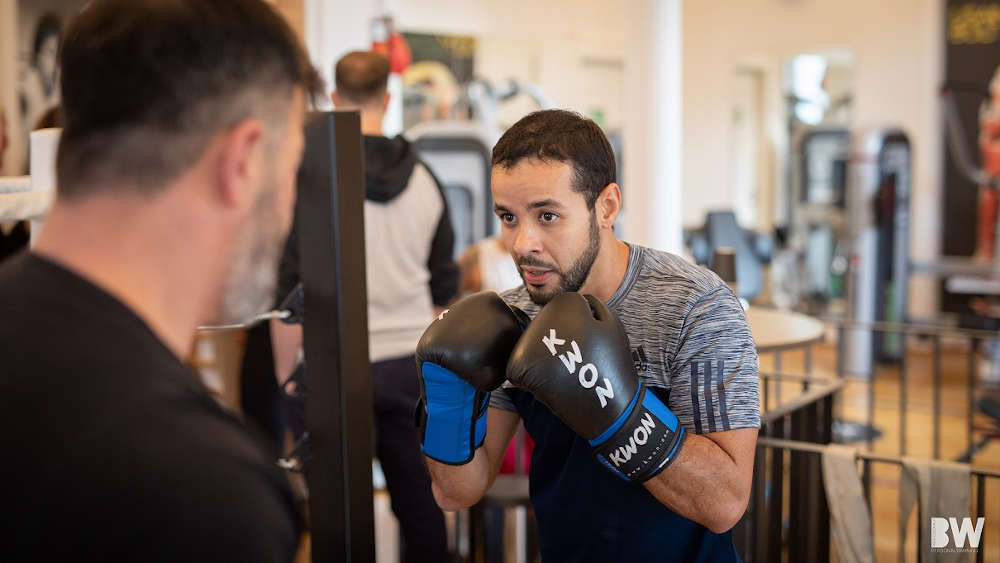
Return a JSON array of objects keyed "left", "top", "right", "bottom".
[
  {"left": 843, "top": 128, "right": 912, "bottom": 376},
  {"left": 789, "top": 127, "right": 850, "bottom": 309}
]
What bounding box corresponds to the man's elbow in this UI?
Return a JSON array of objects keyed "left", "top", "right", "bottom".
[
  {"left": 706, "top": 513, "right": 741, "bottom": 535},
  {"left": 706, "top": 492, "right": 750, "bottom": 534},
  {"left": 431, "top": 481, "right": 482, "bottom": 512}
]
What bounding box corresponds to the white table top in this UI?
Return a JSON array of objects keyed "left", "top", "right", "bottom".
[{"left": 746, "top": 307, "right": 825, "bottom": 352}]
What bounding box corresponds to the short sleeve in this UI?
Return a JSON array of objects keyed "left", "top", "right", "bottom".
[
  {"left": 667, "top": 285, "right": 760, "bottom": 433},
  {"left": 489, "top": 382, "right": 518, "bottom": 412}
]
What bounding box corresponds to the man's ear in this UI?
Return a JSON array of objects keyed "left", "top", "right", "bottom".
[
  {"left": 382, "top": 92, "right": 391, "bottom": 112},
  {"left": 216, "top": 118, "right": 264, "bottom": 208},
  {"left": 596, "top": 183, "right": 622, "bottom": 228}
]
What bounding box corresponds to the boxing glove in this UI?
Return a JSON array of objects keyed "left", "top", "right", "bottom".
[
  {"left": 415, "top": 292, "right": 527, "bottom": 464},
  {"left": 506, "top": 292, "right": 685, "bottom": 482}
]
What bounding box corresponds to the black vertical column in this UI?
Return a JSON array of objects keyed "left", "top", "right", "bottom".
[
  {"left": 941, "top": 0, "right": 1000, "bottom": 312},
  {"left": 295, "top": 110, "right": 375, "bottom": 563}
]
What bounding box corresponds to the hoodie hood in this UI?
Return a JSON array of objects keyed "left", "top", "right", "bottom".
[{"left": 363, "top": 134, "right": 419, "bottom": 203}]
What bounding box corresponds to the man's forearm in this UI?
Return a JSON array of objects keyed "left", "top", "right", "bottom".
[
  {"left": 643, "top": 430, "right": 756, "bottom": 534},
  {"left": 425, "top": 407, "right": 521, "bottom": 511}
]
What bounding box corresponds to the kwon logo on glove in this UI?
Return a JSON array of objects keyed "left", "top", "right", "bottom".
[{"left": 539, "top": 328, "right": 616, "bottom": 408}]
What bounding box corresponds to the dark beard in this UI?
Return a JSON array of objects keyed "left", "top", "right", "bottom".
[{"left": 521, "top": 213, "right": 601, "bottom": 305}]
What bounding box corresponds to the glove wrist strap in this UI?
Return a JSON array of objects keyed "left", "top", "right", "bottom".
[
  {"left": 417, "top": 362, "right": 490, "bottom": 465},
  {"left": 591, "top": 385, "right": 685, "bottom": 482}
]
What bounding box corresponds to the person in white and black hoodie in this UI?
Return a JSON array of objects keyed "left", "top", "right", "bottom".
[{"left": 271, "top": 50, "right": 457, "bottom": 563}]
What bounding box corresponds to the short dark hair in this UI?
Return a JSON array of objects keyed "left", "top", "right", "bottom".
[
  {"left": 56, "top": 0, "right": 323, "bottom": 199},
  {"left": 335, "top": 51, "right": 390, "bottom": 106},
  {"left": 491, "top": 110, "right": 616, "bottom": 209}
]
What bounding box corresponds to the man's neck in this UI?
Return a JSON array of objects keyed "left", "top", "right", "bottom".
[
  {"left": 579, "top": 234, "right": 631, "bottom": 303},
  {"left": 361, "top": 112, "right": 384, "bottom": 136},
  {"left": 33, "top": 189, "right": 229, "bottom": 359},
  {"left": 335, "top": 102, "right": 386, "bottom": 136}
]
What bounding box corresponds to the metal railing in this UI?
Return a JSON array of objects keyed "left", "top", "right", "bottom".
[
  {"left": 735, "top": 374, "right": 841, "bottom": 562},
  {"left": 739, "top": 436, "right": 1000, "bottom": 563},
  {"left": 828, "top": 318, "right": 999, "bottom": 462},
  {"left": 738, "top": 317, "right": 1000, "bottom": 562}
]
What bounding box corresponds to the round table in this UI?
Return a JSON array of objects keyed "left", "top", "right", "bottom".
[
  {"left": 746, "top": 307, "right": 825, "bottom": 410},
  {"left": 746, "top": 306, "right": 825, "bottom": 353}
]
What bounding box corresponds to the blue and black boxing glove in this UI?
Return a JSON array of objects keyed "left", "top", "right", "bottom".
[
  {"left": 507, "top": 292, "right": 685, "bottom": 482},
  {"left": 415, "top": 292, "right": 527, "bottom": 464}
]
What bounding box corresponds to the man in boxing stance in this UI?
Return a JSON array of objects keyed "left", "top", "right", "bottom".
[
  {"left": 0, "top": 1, "right": 321, "bottom": 560},
  {"left": 416, "top": 110, "right": 759, "bottom": 561}
]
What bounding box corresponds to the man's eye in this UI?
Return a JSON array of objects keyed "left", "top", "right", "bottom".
[
  {"left": 540, "top": 212, "right": 558, "bottom": 223},
  {"left": 501, "top": 213, "right": 516, "bottom": 224}
]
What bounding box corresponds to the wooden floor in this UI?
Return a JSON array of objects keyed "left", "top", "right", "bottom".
[{"left": 758, "top": 337, "right": 1000, "bottom": 563}]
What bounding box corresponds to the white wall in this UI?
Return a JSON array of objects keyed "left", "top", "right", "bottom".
[{"left": 683, "top": 0, "right": 944, "bottom": 317}]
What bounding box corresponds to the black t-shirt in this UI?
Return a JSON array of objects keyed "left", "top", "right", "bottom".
[{"left": 0, "top": 253, "right": 300, "bottom": 561}]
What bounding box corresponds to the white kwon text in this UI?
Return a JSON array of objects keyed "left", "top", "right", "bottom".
[
  {"left": 608, "top": 412, "right": 656, "bottom": 468},
  {"left": 541, "top": 328, "right": 615, "bottom": 408}
]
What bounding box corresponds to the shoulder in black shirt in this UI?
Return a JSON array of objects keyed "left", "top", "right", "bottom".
[{"left": 0, "top": 253, "right": 300, "bottom": 562}]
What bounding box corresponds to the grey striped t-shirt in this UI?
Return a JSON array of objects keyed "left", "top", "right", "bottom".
[{"left": 491, "top": 243, "right": 761, "bottom": 434}]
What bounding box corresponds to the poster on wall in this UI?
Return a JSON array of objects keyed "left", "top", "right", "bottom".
[
  {"left": 5, "top": 0, "right": 84, "bottom": 175},
  {"left": 940, "top": 0, "right": 1000, "bottom": 313},
  {"left": 399, "top": 32, "right": 476, "bottom": 129},
  {"left": 19, "top": 11, "right": 61, "bottom": 136}
]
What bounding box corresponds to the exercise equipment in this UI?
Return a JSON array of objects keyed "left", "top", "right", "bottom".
[
  {"left": 844, "top": 128, "right": 912, "bottom": 375},
  {"left": 195, "top": 283, "right": 304, "bottom": 332},
  {"left": 791, "top": 128, "right": 850, "bottom": 306},
  {"left": 685, "top": 211, "right": 773, "bottom": 301}
]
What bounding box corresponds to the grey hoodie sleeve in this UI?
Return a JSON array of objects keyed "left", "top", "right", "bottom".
[{"left": 423, "top": 164, "right": 459, "bottom": 307}]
